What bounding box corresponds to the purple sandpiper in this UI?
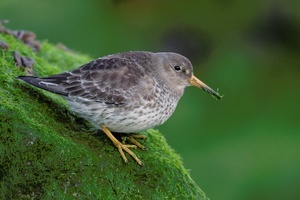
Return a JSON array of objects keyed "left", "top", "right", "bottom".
[{"left": 18, "top": 51, "right": 222, "bottom": 165}]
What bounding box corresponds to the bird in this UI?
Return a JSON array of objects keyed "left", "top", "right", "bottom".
[{"left": 18, "top": 51, "right": 222, "bottom": 165}]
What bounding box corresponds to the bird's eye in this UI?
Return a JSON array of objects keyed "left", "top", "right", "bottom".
[{"left": 174, "top": 65, "right": 182, "bottom": 71}]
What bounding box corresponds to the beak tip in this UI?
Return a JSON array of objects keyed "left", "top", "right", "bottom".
[{"left": 190, "top": 75, "right": 223, "bottom": 100}]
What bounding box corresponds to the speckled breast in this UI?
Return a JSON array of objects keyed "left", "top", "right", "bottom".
[{"left": 67, "top": 86, "right": 181, "bottom": 133}]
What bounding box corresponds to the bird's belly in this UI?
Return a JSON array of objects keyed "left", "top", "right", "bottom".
[
  {"left": 102, "top": 106, "right": 171, "bottom": 133},
  {"left": 67, "top": 98, "right": 178, "bottom": 133}
]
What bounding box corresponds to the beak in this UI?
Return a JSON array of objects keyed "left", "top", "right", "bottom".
[{"left": 189, "top": 75, "right": 222, "bottom": 99}]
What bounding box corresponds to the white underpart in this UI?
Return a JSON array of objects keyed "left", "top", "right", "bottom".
[{"left": 66, "top": 84, "right": 181, "bottom": 133}]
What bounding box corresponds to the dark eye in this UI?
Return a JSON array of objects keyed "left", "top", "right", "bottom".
[{"left": 174, "top": 65, "right": 182, "bottom": 71}]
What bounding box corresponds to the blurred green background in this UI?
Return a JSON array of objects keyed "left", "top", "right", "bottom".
[{"left": 1, "top": 0, "right": 300, "bottom": 199}]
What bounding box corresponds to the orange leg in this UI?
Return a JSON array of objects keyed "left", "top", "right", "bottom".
[
  {"left": 100, "top": 125, "right": 143, "bottom": 166},
  {"left": 128, "top": 135, "right": 147, "bottom": 150}
]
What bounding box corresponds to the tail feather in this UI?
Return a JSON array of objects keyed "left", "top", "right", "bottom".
[{"left": 18, "top": 75, "right": 69, "bottom": 96}]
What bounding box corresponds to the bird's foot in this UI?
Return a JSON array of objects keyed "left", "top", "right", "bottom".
[
  {"left": 125, "top": 135, "right": 147, "bottom": 150},
  {"left": 116, "top": 142, "right": 143, "bottom": 166},
  {"left": 101, "top": 125, "right": 144, "bottom": 166}
]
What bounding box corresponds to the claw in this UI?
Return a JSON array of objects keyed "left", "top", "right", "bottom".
[
  {"left": 101, "top": 125, "right": 143, "bottom": 166},
  {"left": 128, "top": 136, "right": 146, "bottom": 150}
]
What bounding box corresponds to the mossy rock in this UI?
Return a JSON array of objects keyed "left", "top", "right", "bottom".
[{"left": 0, "top": 32, "right": 209, "bottom": 199}]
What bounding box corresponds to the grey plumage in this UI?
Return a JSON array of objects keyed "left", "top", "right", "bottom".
[{"left": 18, "top": 51, "right": 222, "bottom": 165}]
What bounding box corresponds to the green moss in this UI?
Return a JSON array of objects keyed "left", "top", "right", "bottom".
[{"left": 0, "top": 33, "right": 209, "bottom": 199}]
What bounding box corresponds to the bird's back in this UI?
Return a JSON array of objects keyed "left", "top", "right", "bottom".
[{"left": 18, "top": 52, "right": 154, "bottom": 105}]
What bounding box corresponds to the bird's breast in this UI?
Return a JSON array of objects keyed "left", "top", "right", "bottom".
[{"left": 66, "top": 85, "right": 181, "bottom": 133}]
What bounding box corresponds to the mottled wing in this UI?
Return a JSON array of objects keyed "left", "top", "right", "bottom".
[{"left": 18, "top": 55, "right": 153, "bottom": 106}]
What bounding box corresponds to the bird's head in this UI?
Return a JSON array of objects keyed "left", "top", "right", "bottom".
[{"left": 155, "top": 52, "right": 222, "bottom": 99}]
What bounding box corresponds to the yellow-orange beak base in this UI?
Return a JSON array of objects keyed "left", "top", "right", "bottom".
[{"left": 189, "top": 75, "right": 222, "bottom": 99}]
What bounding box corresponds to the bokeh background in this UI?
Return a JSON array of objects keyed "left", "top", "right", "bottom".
[{"left": 1, "top": 0, "right": 300, "bottom": 199}]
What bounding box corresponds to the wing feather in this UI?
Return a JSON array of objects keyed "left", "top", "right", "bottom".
[{"left": 19, "top": 53, "right": 154, "bottom": 106}]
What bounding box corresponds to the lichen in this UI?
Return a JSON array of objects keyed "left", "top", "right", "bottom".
[{"left": 0, "top": 33, "right": 209, "bottom": 200}]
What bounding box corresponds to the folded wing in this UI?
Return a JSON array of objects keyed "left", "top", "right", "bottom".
[{"left": 18, "top": 55, "right": 150, "bottom": 106}]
